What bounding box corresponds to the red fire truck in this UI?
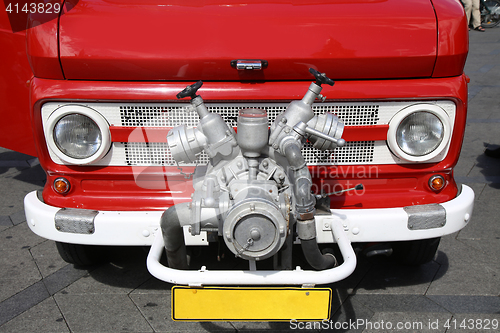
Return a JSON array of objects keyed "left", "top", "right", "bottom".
[{"left": 1, "top": 0, "right": 474, "bottom": 321}]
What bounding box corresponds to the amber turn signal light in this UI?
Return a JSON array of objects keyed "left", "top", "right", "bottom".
[
  {"left": 53, "top": 178, "right": 71, "bottom": 194},
  {"left": 429, "top": 175, "right": 445, "bottom": 191}
]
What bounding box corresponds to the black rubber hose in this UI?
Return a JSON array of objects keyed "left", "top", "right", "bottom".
[
  {"left": 283, "top": 142, "right": 315, "bottom": 214},
  {"left": 283, "top": 141, "right": 305, "bottom": 169},
  {"left": 282, "top": 143, "right": 335, "bottom": 270},
  {"left": 301, "top": 238, "right": 336, "bottom": 270},
  {"left": 160, "top": 202, "right": 191, "bottom": 269}
]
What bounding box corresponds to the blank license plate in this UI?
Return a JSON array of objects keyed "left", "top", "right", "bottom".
[{"left": 172, "top": 286, "right": 332, "bottom": 321}]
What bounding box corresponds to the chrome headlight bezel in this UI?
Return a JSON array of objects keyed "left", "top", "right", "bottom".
[
  {"left": 387, "top": 104, "right": 452, "bottom": 162},
  {"left": 45, "top": 105, "right": 111, "bottom": 165}
]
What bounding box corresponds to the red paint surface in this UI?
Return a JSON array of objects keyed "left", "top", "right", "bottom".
[
  {"left": 110, "top": 125, "right": 389, "bottom": 143},
  {"left": 26, "top": 7, "right": 65, "bottom": 80},
  {"left": 58, "top": 0, "right": 439, "bottom": 81},
  {"left": 0, "top": 11, "right": 36, "bottom": 156},
  {"left": 431, "top": 0, "right": 469, "bottom": 77}
]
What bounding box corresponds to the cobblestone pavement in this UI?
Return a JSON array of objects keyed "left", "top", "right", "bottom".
[{"left": 0, "top": 27, "right": 499, "bottom": 333}]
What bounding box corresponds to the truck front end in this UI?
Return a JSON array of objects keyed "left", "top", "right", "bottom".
[{"left": 24, "top": 0, "right": 473, "bottom": 321}]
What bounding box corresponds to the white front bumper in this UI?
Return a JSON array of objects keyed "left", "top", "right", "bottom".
[{"left": 24, "top": 184, "right": 474, "bottom": 246}]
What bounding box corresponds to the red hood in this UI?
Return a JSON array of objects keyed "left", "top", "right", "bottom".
[{"left": 59, "top": 0, "right": 438, "bottom": 81}]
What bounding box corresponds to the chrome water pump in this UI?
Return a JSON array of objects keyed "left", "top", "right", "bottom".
[{"left": 161, "top": 68, "right": 345, "bottom": 270}]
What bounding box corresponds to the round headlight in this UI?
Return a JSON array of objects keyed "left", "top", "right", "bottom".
[
  {"left": 387, "top": 104, "right": 452, "bottom": 162},
  {"left": 54, "top": 114, "right": 102, "bottom": 159},
  {"left": 45, "top": 105, "right": 111, "bottom": 165},
  {"left": 396, "top": 112, "right": 444, "bottom": 156}
]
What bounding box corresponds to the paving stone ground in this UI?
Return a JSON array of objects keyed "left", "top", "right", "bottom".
[{"left": 0, "top": 26, "right": 499, "bottom": 333}]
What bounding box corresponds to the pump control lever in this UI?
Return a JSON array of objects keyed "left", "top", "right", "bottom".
[
  {"left": 309, "top": 68, "right": 335, "bottom": 87},
  {"left": 317, "top": 184, "right": 364, "bottom": 198},
  {"left": 294, "top": 121, "right": 346, "bottom": 148},
  {"left": 176, "top": 80, "right": 203, "bottom": 99}
]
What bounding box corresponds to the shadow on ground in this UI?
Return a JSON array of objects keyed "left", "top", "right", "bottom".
[{"left": 477, "top": 143, "right": 500, "bottom": 189}]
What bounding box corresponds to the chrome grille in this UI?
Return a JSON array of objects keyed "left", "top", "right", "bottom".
[
  {"left": 123, "top": 142, "right": 176, "bottom": 166},
  {"left": 312, "top": 104, "right": 379, "bottom": 126},
  {"left": 41, "top": 100, "right": 456, "bottom": 166},
  {"left": 304, "top": 141, "right": 375, "bottom": 164},
  {"left": 122, "top": 141, "right": 375, "bottom": 166},
  {"left": 116, "top": 102, "right": 382, "bottom": 166},
  {"left": 118, "top": 103, "right": 381, "bottom": 128}
]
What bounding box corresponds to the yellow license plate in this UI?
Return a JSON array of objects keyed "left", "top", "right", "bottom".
[{"left": 172, "top": 286, "right": 332, "bottom": 321}]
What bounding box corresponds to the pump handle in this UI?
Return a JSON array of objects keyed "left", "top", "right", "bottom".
[
  {"left": 176, "top": 80, "right": 203, "bottom": 99},
  {"left": 309, "top": 68, "right": 335, "bottom": 87}
]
